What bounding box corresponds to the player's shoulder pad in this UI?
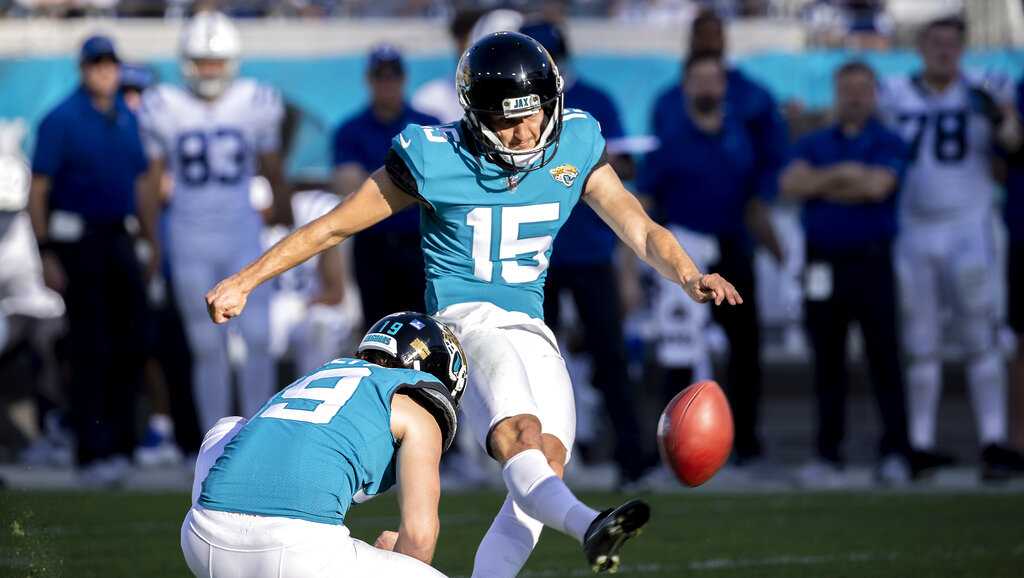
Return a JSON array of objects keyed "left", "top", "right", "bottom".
[
  {"left": 965, "top": 70, "right": 1013, "bottom": 108},
  {"left": 561, "top": 107, "right": 603, "bottom": 137},
  {"left": 138, "top": 84, "right": 176, "bottom": 115},
  {"left": 137, "top": 84, "right": 187, "bottom": 130},
  {"left": 392, "top": 122, "right": 429, "bottom": 165},
  {"left": 392, "top": 121, "right": 460, "bottom": 169},
  {"left": 235, "top": 79, "right": 284, "bottom": 116},
  {"left": 560, "top": 108, "right": 606, "bottom": 166},
  {"left": 879, "top": 75, "right": 911, "bottom": 97}
]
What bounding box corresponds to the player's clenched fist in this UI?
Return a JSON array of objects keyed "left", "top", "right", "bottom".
[
  {"left": 683, "top": 273, "right": 743, "bottom": 306},
  {"left": 206, "top": 276, "right": 249, "bottom": 323}
]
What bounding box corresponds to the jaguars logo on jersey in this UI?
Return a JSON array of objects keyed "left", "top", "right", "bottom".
[{"left": 549, "top": 164, "right": 579, "bottom": 188}]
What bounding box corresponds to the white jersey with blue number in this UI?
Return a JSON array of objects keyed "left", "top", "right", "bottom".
[
  {"left": 138, "top": 79, "right": 283, "bottom": 232},
  {"left": 390, "top": 109, "right": 606, "bottom": 320},
  {"left": 264, "top": 189, "right": 340, "bottom": 299},
  {"left": 879, "top": 74, "right": 1007, "bottom": 222}
]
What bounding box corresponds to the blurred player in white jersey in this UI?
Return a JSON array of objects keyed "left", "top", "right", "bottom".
[
  {"left": 261, "top": 186, "right": 358, "bottom": 376},
  {"left": 138, "top": 11, "right": 290, "bottom": 432},
  {"left": 879, "top": 16, "right": 1024, "bottom": 479}
]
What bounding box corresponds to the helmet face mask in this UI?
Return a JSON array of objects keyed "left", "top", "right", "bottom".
[
  {"left": 456, "top": 32, "right": 565, "bottom": 177},
  {"left": 356, "top": 312, "right": 467, "bottom": 451}
]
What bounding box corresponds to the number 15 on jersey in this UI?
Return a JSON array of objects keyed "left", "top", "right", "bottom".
[{"left": 466, "top": 203, "right": 560, "bottom": 284}]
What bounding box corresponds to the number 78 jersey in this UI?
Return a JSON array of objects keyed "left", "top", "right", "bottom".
[
  {"left": 138, "top": 79, "right": 283, "bottom": 230},
  {"left": 879, "top": 75, "right": 1007, "bottom": 221},
  {"left": 390, "top": 110, "right": 607, "bottom": 320}
]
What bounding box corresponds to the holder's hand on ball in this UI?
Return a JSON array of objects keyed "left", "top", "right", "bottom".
[{"left": 374, "top": 530, "right": 399, "bottom": 551}]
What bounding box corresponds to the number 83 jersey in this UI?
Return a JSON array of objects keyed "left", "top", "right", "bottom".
[
  {"left": 879, "top": 74, "right": 1008, "bottom": 221},
  {"left": 138, "top": 79, "right": 283, "bottom": 231},
  {"left": 388, "top": 109, "right": 607, "bottom": 320}
]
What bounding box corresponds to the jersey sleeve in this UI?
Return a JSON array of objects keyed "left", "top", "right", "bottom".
[
  {"left": 31, "top": 110, "right": 64, "bottom": 176},
  {"left": 137, "top": 87, "right": 173, "bottom": 162},
  {"left": 252, "top": 84, "right": 285, "bottom": 154},
  {"left": 388, "top": 123, "right": 432, "bottom": 209}
]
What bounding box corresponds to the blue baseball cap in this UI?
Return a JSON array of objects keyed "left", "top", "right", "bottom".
[
  {"left": 520, "top": 22, "right": 568, "bottom": 62},
  {"left": 80, "top": 35, "right": 120, "bottom": 64},
  {"left": 367, "top": 43, "right": 404, "bottom": 77}
]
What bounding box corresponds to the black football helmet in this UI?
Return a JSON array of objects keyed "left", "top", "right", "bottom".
[
  {"left": 356, "top": 312, "right": 467, "bottom": 451},
  {"left": 456, "top": 31, "right": 564, "bottom": 175}
]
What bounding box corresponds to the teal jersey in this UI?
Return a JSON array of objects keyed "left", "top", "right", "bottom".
[
  {"left": 198, "top": 358, "right": 442, "bottom": 525},
  {"left": 390, "top": 109, "right": 607, "bottom": 319}
]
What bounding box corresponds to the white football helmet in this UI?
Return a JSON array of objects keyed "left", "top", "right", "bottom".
[{"left": 180, "top": 11, "right": 241, "bottom": 99}]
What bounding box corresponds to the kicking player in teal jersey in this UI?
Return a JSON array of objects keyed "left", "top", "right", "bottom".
[
  {"left": 207, "top": 32, "right": 742, "bottom": 575},
  {"left": 181, "top": 312, "right": 466, "bottom": 578}
]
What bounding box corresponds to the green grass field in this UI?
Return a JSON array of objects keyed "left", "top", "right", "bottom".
[{"left": 2, "top": 490, "right": 1023, "bottom": 577}]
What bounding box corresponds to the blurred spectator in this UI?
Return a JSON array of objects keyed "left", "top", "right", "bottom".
[
  {"left": 640, "top": 53, "right": 773, "bottom": 465},
  {"left": 648, "top": 8, "right": 787, "bottom": 466},
  {"left": 28, "top": 35, "right": 152, "bottom": 486},
  {"left": 137, "top": 12, "right": 290, "bottom": 433},
  {"left": 118, "top": 63, "right": 156, "bottom": 110},
  {"left": 879, "top": 16, "right": 1024, "bottom": 480},
  {"left": 780, "top": 61, "right": 915, "bottom": 486},
  {"left": 411, "top": 8, "right": 484, "bottom": 123},
  {"left": 118, "top": 63, "right": 202, "bottom": 466},
  {"left": 1007, "top": 78, "right": 1024, "bottom": 450},
  {"left": 520, "top": 20, "right": 656, "bottom": 485},
  {"left": 0, "top": 118, "right": 66, "bottom": 464},
  {"left": 331, "top": 44, "right": 438, "bottom": 328},
  {"left": 805, "top": 0, "right": 893, "bottom": 49},
  {"left": 263, "top": 186, "right": 353, "bottom": 376}
]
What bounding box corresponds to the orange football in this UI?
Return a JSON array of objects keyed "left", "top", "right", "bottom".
[{"left": 657, "top": 380, "right": 734, "bottom": 487}]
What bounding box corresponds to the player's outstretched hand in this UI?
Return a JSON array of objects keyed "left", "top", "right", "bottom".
[
  {"left": 374, "top": 530, "right": 399, "bottom": 551},
  {"left": 684, "top": 273, "right": 743, "bottom": 306},
  {"left": 206, "top": 276, "right": 249, "bottom": 324}
]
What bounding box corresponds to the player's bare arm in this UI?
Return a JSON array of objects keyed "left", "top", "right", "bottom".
[
  {"left": 258, "top": 151, "right": 293, "bottom": 226},
  {"left": 27, "top": 174, "right": 65, "bottom": 292},
  {"left": 745, "top": 197, "right": 785, "bottom": 262},
  {"left": 136, "top": 157, "right": 166, "bottom": 281},
  {"left": 206, "top": 168, "right": 415, "bottom": 323},
  {"left": 387, "top": 393, "right": 443, "bottom": 564},
  {"left": 996, "top": 101, "right": 1023, "bottom": 152},
  {"left": 583, "top": 163, "right": 742, "bottom": 306}
]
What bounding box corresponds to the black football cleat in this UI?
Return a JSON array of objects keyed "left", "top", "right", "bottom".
[
  {"left": 981, "top": 444, "right": 1024, "bottom": 481},
  {"left": 908, "top": 448, "right": 956, "bottom": 479},
  {"left": 583, "top": 498, "right": 650, "bottom": 573}
]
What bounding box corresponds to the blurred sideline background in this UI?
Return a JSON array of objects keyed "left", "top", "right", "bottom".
[{"left": 2, "top": 0, "right": 1024, "bottom": 493}]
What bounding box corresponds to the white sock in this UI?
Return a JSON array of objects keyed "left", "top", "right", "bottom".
[
  {"left": 967, "top": 352, "right": 1008, "bottom": 446},
  {"left": 502, "top": 449, "right": 598, "bottom": 543},
  {"left": 906, "top": 359, "right": 942, "bottom": 450},
  {"left": 471, "top": 495, "right": 543, "bottom": 578}
]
